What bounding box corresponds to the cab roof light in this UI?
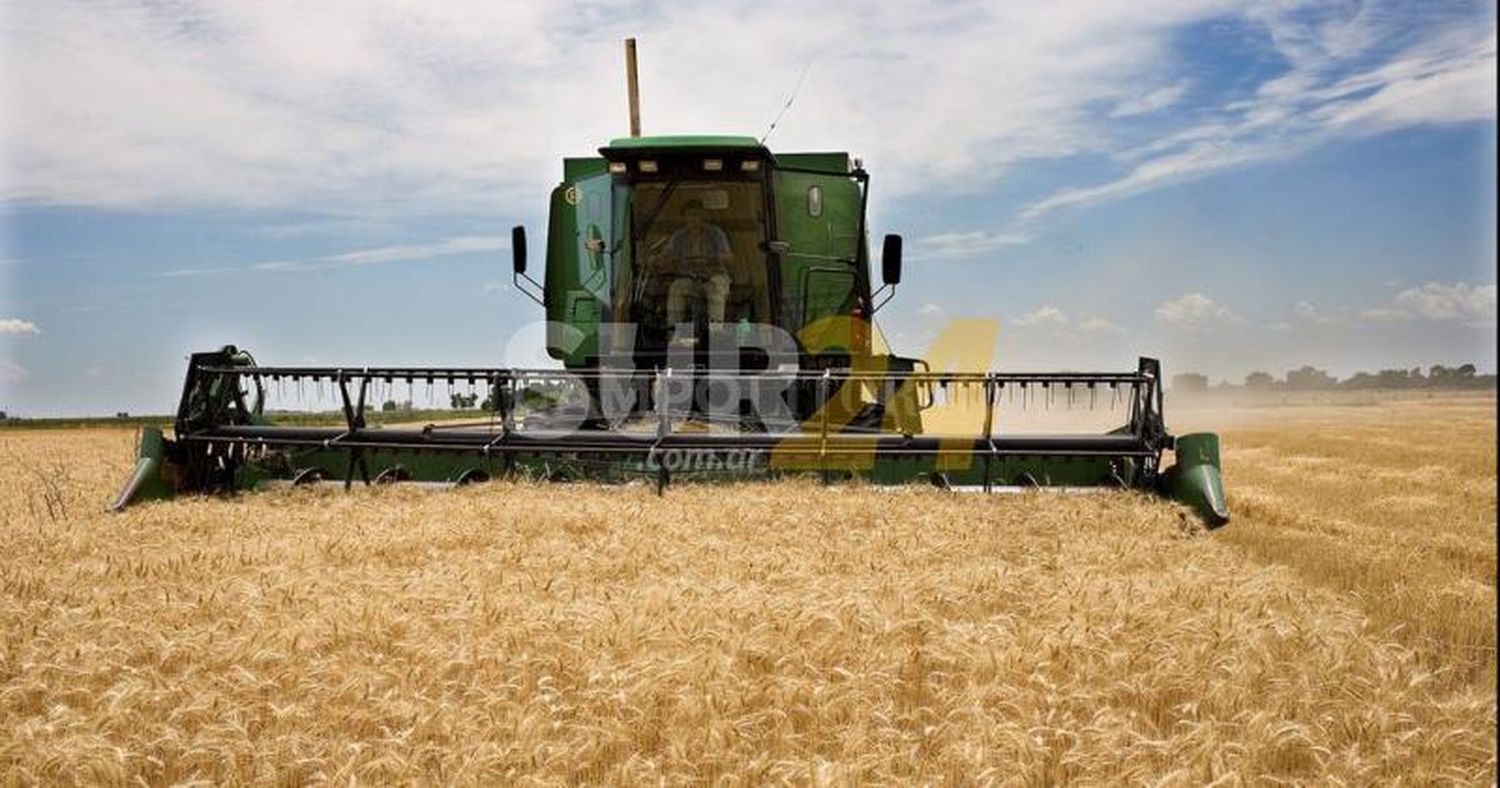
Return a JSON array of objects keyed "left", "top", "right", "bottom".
[
  {"left": 703, "top": 158, "right": 723, "bottom": 172},
  {"left": 608, "top": 161, "right": 627, "bottom": 174},
  {"left": 740, "top": 159, "right": 761, "bottom": 172},
  {"left": 638, "top": 159, "right": 659, "bottom": 173}
]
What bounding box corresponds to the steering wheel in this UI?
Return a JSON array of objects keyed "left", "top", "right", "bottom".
[{"left": 677, "top": 257, "right": 720, "bottom": 280}]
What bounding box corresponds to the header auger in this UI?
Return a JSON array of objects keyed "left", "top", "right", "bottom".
[{"left": 112, "top": 42, "right": 1228, "bottom": 526}]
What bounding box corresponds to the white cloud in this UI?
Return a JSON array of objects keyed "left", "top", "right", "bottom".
[
  {"left": 1110, "top": 82, "right": 1189, "bottom": 118},
  {"left": 0, "top": 319, "right": 41, "bottom": 335},
  {"left": 1077, "top": 317, "right": 1123, "bottom": 333},
  {"left": 6, "top": 0, "right": 1422, "bottom": 218},
  {"left": 0, "top": 2, "right": 1490, "bottom": 240},
  {"left": 1154, "top": 293, "right": 1234, "bottom": 331},
  {"left": 917, "top": 302, "right": 945, "bottom": 317},
  {"left": 913, "top": 230, "right": 1032, "bottom": 259},
  {"left": 159, "top": 235, "right": 507, "bottom": 276},
  {"left": 1361, "top": 282, "right": 1498, "bottom": 325},
  {"left": 1395, "top": 282, "right": 1497, "bottom": 322},
  {"left": 1011, "top": 305, "right": 1067, "bottom": 327}
]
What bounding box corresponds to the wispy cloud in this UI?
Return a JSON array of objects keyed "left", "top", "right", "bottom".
[
  {"left": 1077, "top": 317, "right": 1123, "bottom": 333},
  {"left": 1020, "top": 9, "right": 1497, "bottom": 221},
  {"left": 10, "top": 1, "right": 1443, "bottom": 217},
  {"left": 0, "top": 318, "right": 41, "bottom": 335},
  {"left": 1110, "top": 82, "right": 1189, "bottom": 118},
  {"left": 3, "top": 2, "right": 1490, "bottom": 230},
  {"left": 1021, "top": 141, "right": 1279, "bottom": 220},
  {"left": 1155, "top": 293, "right": 1235, "bottom": 331},
  {"left": 158, "top": 235, "right": 507, "bottom": 277},
  {"left": 1292, "top": 300, "right": 1332, "bottom": 324},
  {"left": 912, "top": 230, "right": 1032, "bottom": 260},
  {"left": 1359, "top": 306, "right": 1412, "bottom": 323},
  {"left": 1011, "top": 305, "right": 1067, "bottom": 327}
]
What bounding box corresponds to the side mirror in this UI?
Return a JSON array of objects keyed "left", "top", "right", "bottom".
[
  {"left": 881, "top": 234, "right": 903, "bottom": 286},
  {"left": 511, "top": 225, "right": 528, "bottom": 275}
]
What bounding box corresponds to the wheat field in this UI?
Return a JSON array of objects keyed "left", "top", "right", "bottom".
[{"left": 1, "top": 394, "right": 1494, "bottom": 784}]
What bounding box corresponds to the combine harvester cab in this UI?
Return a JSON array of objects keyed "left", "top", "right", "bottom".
[{"left": 112, "top": 43, "right": 1227, "bottom": 526}]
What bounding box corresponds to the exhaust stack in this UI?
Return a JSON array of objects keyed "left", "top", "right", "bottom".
[{"left": 625, "top": 37, "right": 642, "bottom": 137}]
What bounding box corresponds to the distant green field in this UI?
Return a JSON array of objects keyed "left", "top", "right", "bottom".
[{"left": 0, "top": 415, "right": 173, "bottom": 430}]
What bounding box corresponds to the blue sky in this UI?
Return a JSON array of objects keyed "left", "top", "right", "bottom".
[{"left": 1, "top": 0, "right": 1496, "bottom": 415}]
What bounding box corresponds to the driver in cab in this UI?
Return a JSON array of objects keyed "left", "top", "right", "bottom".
[{"left": 662, "top": 199, "right": 732, "bottom": 325}]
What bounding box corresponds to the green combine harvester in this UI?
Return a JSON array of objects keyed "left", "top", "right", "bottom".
[{"left": 112, "top": 42, "right": 1228, "bottom": 526}]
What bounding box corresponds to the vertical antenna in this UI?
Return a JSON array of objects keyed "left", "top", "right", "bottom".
[{"left": 625, "top": 38, "right": 642, "bottom": 137}]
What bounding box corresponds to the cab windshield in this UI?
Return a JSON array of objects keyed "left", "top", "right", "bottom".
[{"left": 615, "top": 178, "right": 771, "bottom": 343}]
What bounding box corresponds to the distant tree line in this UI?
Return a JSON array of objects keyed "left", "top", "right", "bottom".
[
  {"left": 1172, "top": 363, "right": 1496, "bottom": 392},
  {"left": 375, "top": 382, "right": 564, "bottom": 412}
]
